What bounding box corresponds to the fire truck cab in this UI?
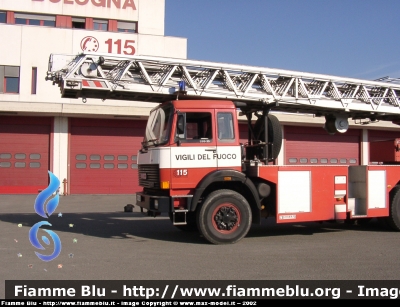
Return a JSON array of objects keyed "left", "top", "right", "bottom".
[{"left": 136, "top": 100, "right": 253, "bottom": 243}]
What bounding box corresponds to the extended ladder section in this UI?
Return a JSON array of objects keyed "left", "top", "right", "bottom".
[{"left": 46, "top": 52, "right": 400, "bottom": 123}]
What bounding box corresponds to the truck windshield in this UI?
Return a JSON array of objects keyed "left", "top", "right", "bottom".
[{"left": 143, "top": 103, "right": 173, "bottom": 147}]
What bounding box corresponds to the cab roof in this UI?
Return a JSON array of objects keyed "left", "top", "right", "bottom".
[{"left": 170, "top": 100, "right": 236, "bottom": 110}]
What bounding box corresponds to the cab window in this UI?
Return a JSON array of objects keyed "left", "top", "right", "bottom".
[
  {"left": 217, "top": 112, "right": 234, "bottom": 141},
  {"left": 176, "top": 112, "right": 213, "bottom": 143}
]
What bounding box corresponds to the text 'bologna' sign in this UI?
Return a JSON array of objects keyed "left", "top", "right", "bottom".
[{"left": 32, "top": 0, "right": 137, "bottom": 10}]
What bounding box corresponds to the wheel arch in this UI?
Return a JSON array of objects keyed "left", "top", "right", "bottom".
[{"left": 190, "top": 169, "right": 261, "bottom": 223}]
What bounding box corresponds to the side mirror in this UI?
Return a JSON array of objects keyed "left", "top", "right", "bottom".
[
  {"left": 176, "top": 113, "right": 186, "bottom": 145},
  {"left": 177, "top": 114, "right": 185, "bottom": 135}
]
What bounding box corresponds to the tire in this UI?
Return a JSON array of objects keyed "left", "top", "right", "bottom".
[
  {"left": 385, "top": 185, "right": 400, "bottom": 231},
  {"left": 253, "top": 114, "right": 282, "bottom": 161},
  {"left": 197, "top": 189, "right": 252, "bottom": 244},
  {"left": 169, "top": 212, "right": 198, "bottom": 232}
]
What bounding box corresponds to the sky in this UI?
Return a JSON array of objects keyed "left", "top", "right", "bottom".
[{"left": 164, "top": 0, "right": 400, "bottom": 81}]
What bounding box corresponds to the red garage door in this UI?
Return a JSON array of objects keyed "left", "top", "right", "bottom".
[
  {"left": 0, "top": 116, "right": 51, "bottom": 194},
  {"left": 239, "top": 123, "right": 248, "bottom": 144},
  {"left": 70, "top": 118, "right": 145, "bottom": 194},
  {"left": 285, "top": 126, "right": 360, "bottom": 165},
  {"left": 369, "top": 130, "right": 400, "bottom": 142},
  {"left": 369, "top": 129, "right": 400, "bottom": 163}
]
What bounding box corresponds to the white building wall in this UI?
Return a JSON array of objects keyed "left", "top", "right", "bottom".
[
  {"left": 137, "top": 0, "right": 164, "bottom": 35},
  {"left": 53, "top": 116, "right": 69, "bottom": 194},
  {"left": 0, "top": 25, "right": 22, "bottom": 65},
  {"left": 277, "top": 126, "right": 284, "bottom": 165},
  {"left": 361, "top": 129, "right": 369, "bottom": 165}
]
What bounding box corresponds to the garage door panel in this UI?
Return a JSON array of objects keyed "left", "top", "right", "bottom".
[
  {"left": 0, "top": 117, "right": 51, "bottom": 194},
  {"left": 369, "top": 130, "right": 400, "bottom": 163},
  {"left": 70, "top": 119, "right": 144, "bottom": 194},
  {"left": 285, "top": 126, "right": 360, "bottom": 165},
  {"left": 369, "top": 130, "right": 400, "bottom": 142},
  {"left": 72, "top": 126, "right": 144, "bottom": 137}
]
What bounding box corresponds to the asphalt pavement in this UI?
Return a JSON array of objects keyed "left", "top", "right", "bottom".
[{"left": 2, "top": 194, "right": 400, "bottom": 300}]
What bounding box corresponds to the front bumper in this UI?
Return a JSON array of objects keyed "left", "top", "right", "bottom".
[{"left": 135, "top": 192, "right": 171, "bottom": 213}]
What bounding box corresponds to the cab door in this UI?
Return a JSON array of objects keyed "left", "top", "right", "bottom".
[{"left": 170, "top": 110, "right": 217, "bottom": 189}]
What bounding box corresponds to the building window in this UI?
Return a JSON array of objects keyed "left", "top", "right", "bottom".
[
  {"left": 15, "top": 13, "right": 55, "bottom": 27},
  {"left": 15, "top": 162, "right": 26, "bottom": 168},
  {"left": 15, "top": 153, "right": 26, "bottom": 159},
  {"left": 0, "top": 12, "right": 6, "bottom": 23},
  {"left": 31, "top": 67, "right": 37, "bottom": 94},
  {"left": 117, "top": 21, "right": 137, "bottom": 33},
  {"left": 72, "top": 17, "right": 85, "bottom": 29},
  {"left": 0, "top": 153, "right": 11, "bottom": 159},
  {"left": 76, "top": 163, "right": 87, "bottom": 169},
  {"left": 30, "top": 153, "right": 41, "bottom": 159},
  {"left": 93, "top": 19, "right": 108, "bottom": 31},
  {"left": 30, "top": 162, "right": 41, "bottom": 168},
  {"left": 0, "top": 66, "right": 20, "bottom": 94},
  {"left": 76, "top": 154, "right": 87, "bottom": 160},
  {"left": 90, "top": 154, "right": 101, "bottom": 161},
  {"left": 5, "top": 77, "right": 19, "bottom": 93}
]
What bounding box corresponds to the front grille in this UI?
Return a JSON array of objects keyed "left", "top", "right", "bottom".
[{"left": 138, "top": 164, "right": 160, "bottom": 188}]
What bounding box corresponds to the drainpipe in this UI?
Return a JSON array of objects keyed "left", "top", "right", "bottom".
[{"left": 62, "top": 178, "right": 68, "bottom": 196}]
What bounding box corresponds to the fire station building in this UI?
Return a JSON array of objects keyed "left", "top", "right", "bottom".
[{"left": 0, "top": 0, "right": 399, "bottom": 195}]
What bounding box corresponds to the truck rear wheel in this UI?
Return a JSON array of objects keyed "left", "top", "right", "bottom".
[
  {"left": 386, "top": 185, "right": 400, "bottom": 231},
  {"left": 197, "top": 189, "right": 252, "bottom": 244}
]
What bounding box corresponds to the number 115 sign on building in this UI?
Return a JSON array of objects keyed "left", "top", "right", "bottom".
[{"left": 79, "top": 34, "right": 136, "bottom": 55}]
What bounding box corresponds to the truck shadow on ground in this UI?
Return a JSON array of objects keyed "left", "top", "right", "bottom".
[
  {"left": 248, "top": 217, "right": 390, "bottom": 238},
  {"left": 0, "top": 211, "right": 392, "bottom": 244}
]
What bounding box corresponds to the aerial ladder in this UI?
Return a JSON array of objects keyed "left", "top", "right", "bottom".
[{"left": 47, "top": 52, "right": 400, "bottom": 134}]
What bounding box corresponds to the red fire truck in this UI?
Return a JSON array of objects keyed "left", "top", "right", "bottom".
[{"left": 47, "top": 53, "right": 400, "bottom": 244}]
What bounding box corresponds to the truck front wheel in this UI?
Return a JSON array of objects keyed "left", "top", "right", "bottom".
[{"left": 197, "top": 189, "right": 252, "bottom": 244}]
